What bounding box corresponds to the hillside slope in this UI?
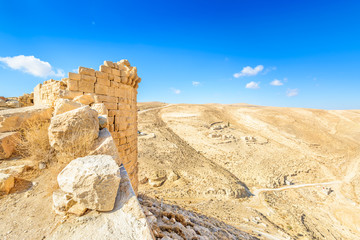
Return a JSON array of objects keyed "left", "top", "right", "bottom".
[{"left": 138, "top": 103, "right": 360, "bottom": 239}]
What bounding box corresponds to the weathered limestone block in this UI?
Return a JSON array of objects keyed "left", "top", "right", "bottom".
[
  {"left": 95, "top": 84, "right": 108, "bottom": 95},
  {"left": 81, "top": 74, "right": 96, "bottom": 83},
  {"left": 0, "top": 132, "right": 19, "bottom": 159},
  {"left": 90, "top": 103, "right": 108, "bottom": 115},
  {"left": 79, "top": 67, "right": 95, "bottom": 76},
  {"left": 96, "top": 77, "right": 111, "bottom": 87},
  {"left": 50, "top": 166, "right": 153, "bottom": 240},
  {"left": 73, "top": 94, "right": 95, "bottom": 105},
  {"left": 0, "top": 173, "right": 15, "bottom": 193},
  {"left": 78, "top": 81, "right": 94, "bottom": 93},
  {"left": 90, "top": 128, "right": 120, "bottom": 164},
  {"left": 69, "top": 72, "right": 81, "bottom": 81},
  {"left": 53, "top": 98, "right": 83, "bottom": 116},
  {"left": 99, "top": 65, "right": 112, "bottom": 74},
  {"left": 59, "top": 90, "right": 84, "bottom": 100},
  {"left": 64, "top": 78, "right": 79, "bottom": 91},
  {"left": 0, "top": 105, "right": 52, "bottom": 133},
  {"left": 57, "top": 155, "right": 121, "bottom": 211},
  {"left": 95, "top": 71, "right": 108, "bottom": 79},
  {"left": 48, "top": 106, "right": 99, "bottom": 151}
]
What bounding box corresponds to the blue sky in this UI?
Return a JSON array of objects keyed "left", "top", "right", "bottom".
[{"left": 0, "top": 0, "right": 359, "bottom": 109}]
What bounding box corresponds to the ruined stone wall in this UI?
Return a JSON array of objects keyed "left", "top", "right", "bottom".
[
  {"left": 18, "top": 93, "right": 34, "bottom": 107},
  {"left": 34, "top": 60, "right": 141, "bottom": 192}
]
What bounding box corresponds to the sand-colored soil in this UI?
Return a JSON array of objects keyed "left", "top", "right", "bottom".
[{"left": 138, "top": 103, "right": 360, "bottom": 239}]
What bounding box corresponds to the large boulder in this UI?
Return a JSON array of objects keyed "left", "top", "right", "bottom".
[
  {"left": 0, "top": 105, "right": 52, "bottom": 133},
  {"left": 48, "top": 106, "right": 99, "bottom": 152},
  {"left": 53, "top": 98, "right": 83, "bottom": 116},
  {"left": 57, "top": 155, "right": 121, "bottom": 211},
  {"left": 0, "top": 132, "right": 19, "bottom": 159},
  {"left": 50, "top": 166, "right": 154, "bottom": 240},
  {"left": 90, "top": 128, "right": 120, "bottom": 164}
]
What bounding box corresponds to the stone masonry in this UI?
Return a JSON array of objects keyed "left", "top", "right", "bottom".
[{"left": 34, "top": 60, "right": 141, "bottom": 192}]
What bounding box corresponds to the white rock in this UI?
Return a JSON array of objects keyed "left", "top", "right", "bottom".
[
  {"left": 0, "top": 173, "right": 15, "bottom": 193},
  {"left": 91, "top": 103, "right": 108, "bottom": 115},
  {"left": 53, "top": 98, "right": 83, "bottom": 116},
  {"left": 48, "top": 106, "right": 99, "bottom": 152},
  {"left": 73, "top": 94, "right": 95, "bottom": 105},
  {"left": 90, "top": 128, "right": 121, "bottom": 164},
  {"left": 50, "top": 166, "right": 153, "bottom": 240},
  {"left": 57, "top": 155, "right": 121, "bottom": 211}
]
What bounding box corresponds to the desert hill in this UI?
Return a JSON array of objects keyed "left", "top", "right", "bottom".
[{"left": 138, "top": 102, "right": 360, "bottom": 239}]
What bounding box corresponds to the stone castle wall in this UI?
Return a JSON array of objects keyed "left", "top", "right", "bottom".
[{"left": 34, "top": 60, "right": 141, "bottom": 192}]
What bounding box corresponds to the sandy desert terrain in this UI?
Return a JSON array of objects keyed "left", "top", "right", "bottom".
[{"left": 138, "top": 102, "right": 360, "bottom": 239}]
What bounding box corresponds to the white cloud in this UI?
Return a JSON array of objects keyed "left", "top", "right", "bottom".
[
  {"left": 270, "top": 79, "right": 284, "bottom": 86},
  {"left": 192, "top": 81, "right": 200, "bottom": 86},
  {"left": 286, "top": 88, "right": 299, "bottom": 97},
  {"left": 233, "top": 65, "right": 264, "bottom": 78},
  {"left": 245, "top": 81, "right": 260, "bottom": 89},
  {"left": 171, "top": 88, "right": 181, "bottom": 94},
  {"left": 0, "top": 55, "right": 64, "bottom": 78}
]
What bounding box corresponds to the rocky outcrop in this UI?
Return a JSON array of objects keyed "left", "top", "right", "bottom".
[
  {"left": 0, "top": 105, "right": 52, "bottom": 133},
  {"left": 53, "top": 98, "right": 83, "bottom": 116},
  {"left": 0, "top": 132, "right": 19, "bottom": 159},
  {"left": 57, "top": 155, "right": 121, "bottom": 211},
  {"left": 50, "top": 166, "right": 154, "bottom": 240},
  {"left": 48, "top": 106, "right": 99, "bottom": 152}
]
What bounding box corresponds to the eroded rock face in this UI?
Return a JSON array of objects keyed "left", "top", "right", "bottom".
[
  {"left": 53, "top": 98, "right": 83, "bottom": 116},
  {"left": 90, "top": 128, "right": 120, "bottom": 164},
  {"left": 0, "top": 132, "right": 19, "bottom": 159},
  {"left": 48, "top": 106, "right": 99, "bottom": 152},
  {"left": 57, "top": 155, "right": 121, "bottom": 211}
]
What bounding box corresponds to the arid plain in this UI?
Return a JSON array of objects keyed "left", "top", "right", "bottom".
[{"left": 138, "top": 102, "right": 360, "bottom": 240}]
